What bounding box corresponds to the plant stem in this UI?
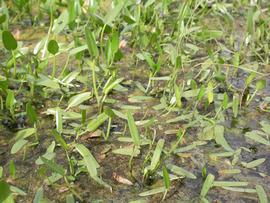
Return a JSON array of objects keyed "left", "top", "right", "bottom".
[{"left": 12, "top": 51, "right": 17, "bottom": 77}]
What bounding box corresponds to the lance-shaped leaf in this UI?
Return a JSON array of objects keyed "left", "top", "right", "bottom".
[
  {"left": 85, "top": 27, "right": 99, "bottom": 58},
  {"left": 127, "top": 111, "right": 141, "bottom": 146},
  {"left": 67, "top": 92, "right": 91, "bottom": 109},
  {"left": 200, "top": 173, "right": 215, "bottom": 197},
  {"left": 87, "top": 112, "right": 109, "bottom": 132}
]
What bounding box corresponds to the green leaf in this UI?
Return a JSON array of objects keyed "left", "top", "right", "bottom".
[
  {"left": 104, "top": 1, "right": 126, "bottom": 25},
  {"left": 197, "top": 85, "right": 205, "bottom": 101},
  {"left": 0, "top": 14, "right": 7, "bottom": 25},
  {"left": 103, "top": 77, "right": 124, "bottom": 95},
  {"left": 36, "top": 74, "right": 60, "bottom": 89},
  {"left": 0, "top": 166, "right": 3, "bottom": 178},
  {"left": 75, "top": 144, "right": 100, "bottom": 173},
  {"left": 47, "top": 40, "right": 59, "bottom": 55},
  {"left": 222, "top": 187, "right": 256, "bottom": 193},
  {"left": 52, "top": 130, "right": 68, "bottom": 151},
  {"left": 162, "top": 166, "right": 170, "bottom": 189},
  {"left": 127, "top": 111, "right": 141, "bottom": 146},
  {"left": 6, "top": 90, "right": 15, "bottom": 113},
  {"left": 149, "top": 139, "right": 165, "bottom": 172},
  {"left": 67, "top": 92, "right": 91, "bottom": 109},
  {"left": 213, "top": 181, "right": 248, "bottom": 187},
  {"left": 214, "top": 125, "right": 233, "bottom": 151},
  {"left": 139, "top": 186, "right": 166, "bottom": 197},
  {"left": 26, "top": 103, "right": 37, "bottom": 125},
  {"left": 241, "top": 158, "right": 266, "bottom": 168},
  {"left": 207, "top": 82, "right": 214, "bottom": 104},
  {"left": 33, "top": 187, "right": 43, "bottom": 203},
  {"left": 0, "top": 180, "right": 14, "bottom": 203},
  {"left": 87, "top": 112, "right": 109, "bottom": 132},
  {"left": 222, "top": 92, "right": 229, "bottom": 109},
  {"left": 2, "top": 31, "right": 17, "bottom": 51},
  {"left": 200, "top": 173, "right": 215, "bottom": 197},
  {"left": 256, "top": 79, "right": 266, "bottom": 91},
  {"left": 167, "top": 164, "right": 196, "bottom": 179},
  {"left": 85, "top": 27, "right": 99, "bottom": 58},
  {"left": 40, "top": 157, "right": 65, "bottom": 176},
  {"left": 256, "top": 185, "right": 268, "bottom": 203},
  {"left": 245, "top": 131, "right": 270, "bottom": 146},
  {"left": 9, "top": 160, "right": 15, "bottom": 178},
  {"left": 15, "top": 128, "right": 36, "bottom": 141},
  {"left": 75, "top": 144, "right": 111, "bottom": 189},
  {"left": 11, "top": 139, "right": 28, "bottom": 154},
  {"left": 66, "top": 194, "right": 75, "bottom": 203},
  {"left": 112, "top": 146, "right": 140, "bottom": 157},
  {"left": 10, "top": 185, "right": 27, "bottom": 196},
  {"left": 245, "top": 72, "right": 256, "bottom": 87}
]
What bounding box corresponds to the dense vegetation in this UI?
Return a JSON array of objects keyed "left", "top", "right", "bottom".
[{"left": 0, "top": 0, "right": 269, "bottom": 202}]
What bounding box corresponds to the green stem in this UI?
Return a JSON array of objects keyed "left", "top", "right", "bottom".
[
  {"left": 246, "top": 90, "right": 257, "bottom": 106},
  {"left": 91, "top": 61, "right": 99, "bottom": 106},
  {"left": 52, "top": 56, "right": 56, "bottom": 78},
  {"left": 105, "top": 118, "right": 112, "bottom": 140},
  {"left": 12, "top": 51, "right": 17, "bottom": 77}
]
